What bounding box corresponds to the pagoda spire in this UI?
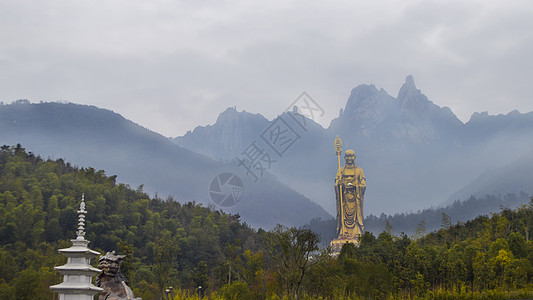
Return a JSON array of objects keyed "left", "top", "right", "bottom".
[{"left": 76, "top": 193, "right": 87, "bottom": 240}]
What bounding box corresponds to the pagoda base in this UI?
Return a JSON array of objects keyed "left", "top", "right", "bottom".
[{"left": 330, "top": 236, "right": 360, "bottom": 256}]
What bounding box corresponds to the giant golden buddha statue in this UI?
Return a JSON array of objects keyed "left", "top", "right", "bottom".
[{"left": 331, "top": 136, "right": 366, "bottom": 253}]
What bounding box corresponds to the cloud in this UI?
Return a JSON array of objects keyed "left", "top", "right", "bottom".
[{"left": 1, "top": 0, "right": 533, "bottom": 136}]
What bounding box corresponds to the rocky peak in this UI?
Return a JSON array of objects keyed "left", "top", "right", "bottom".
[
  {"left": 468, "top": 110, "right": 526, "bottom": 126},
  {"left": 344, "top": 84, "right": 379, "bottom": 114},
  {"left": 397, "top": 75, "right": 416, "bottom": 99},
  {"left": 507, "top": 109, "right": 521, "bottom": 117},
  {"left": 397, "top": 75, "right": 430, "bottom": 114},
  {"left": 469, "top": 111, "right": 490, "bottom": 123},
  {"left": 342, "top": 84, "right": 396, "bottom": 122},
  {"left": 216, "top": 106, "right": 240, "bottom": 123},
  {"left": 174, "top": 106, "right": 265, "bottom": 160}
]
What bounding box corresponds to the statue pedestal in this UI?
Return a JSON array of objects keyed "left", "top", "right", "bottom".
[{"left": 330, "top": 236, "right": 359, "bottom": 256}]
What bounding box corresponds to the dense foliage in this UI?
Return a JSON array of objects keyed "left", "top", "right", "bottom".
[
  {"left": 313, "top": 202, "right": 533, "bottom": 299},
  {"left": 0, "top": 145, "right": 259, "bottom": 299},
  {"left": 1, "top": 145, "right": 532, "bottom": 299}
]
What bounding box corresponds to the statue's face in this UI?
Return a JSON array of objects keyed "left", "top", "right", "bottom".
[
  {"left": 345, "top": 150, "right": 356, "bottom": 166},
  {"left": 98, "top": 258, "right": 121, "bottom": 276}
]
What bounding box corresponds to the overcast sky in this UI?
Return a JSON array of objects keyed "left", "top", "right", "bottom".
[{"left": 1, "top": 0, "right": 532, "bottom": 136}]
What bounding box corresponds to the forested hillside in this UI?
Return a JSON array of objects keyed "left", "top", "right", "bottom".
[
  {"left": 0, "top": 144, "right": 260, "bottom": 299},
  {"left": 0, "top": 145, "right": 532, "bottom": 299},
  {"left": 328, "top": 204, "right": 533, "bottom": 299}
]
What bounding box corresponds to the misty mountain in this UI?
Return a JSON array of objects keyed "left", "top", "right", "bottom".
[
  {"left": 173, "top": 107, "right": 270, "bottom": 160},
  {"left": 173, "top": 105, "right": 336, "bottom": 213},
  {"left": 326, "top": 76, "right": 469, "bottom": 214},
  {"left": 173, "top": 76, "right": 533, "bottom": 216},
  {"left": 330, "top": 75, "right": 463, "bottom": 148},
  {"left": 0, "top": 100, "right": 331, "bottom": 229},
  {"left": 458, "top": 110, "right": 533, "bottom": 174},
  {"left": 438, "top": 110, "right": 533, "bottom": 204},
  {"left": 447, "top": 149, "right": 533, "bottom": 203}
]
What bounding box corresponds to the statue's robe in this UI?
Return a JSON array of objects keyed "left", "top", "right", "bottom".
[{"left": 335, "top": 164, "right": 365, "bottom": 239}]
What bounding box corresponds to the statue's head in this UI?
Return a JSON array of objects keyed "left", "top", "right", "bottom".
[
  {"left": 345, "top": 150, "right": 356, "bottom": 166},
  {"left": 98, "top": 251, "right": 125, "bottom": 277},
  {"left": 95, "top": 251, "right": 132, "bottom": 291}
]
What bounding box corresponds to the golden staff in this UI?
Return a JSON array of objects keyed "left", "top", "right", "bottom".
[
  {"left": 335, "top": 136, "right": 342, "bottom": 168},
  {"left": 334, "top": 136, "right": 344, "bottom": 237}
]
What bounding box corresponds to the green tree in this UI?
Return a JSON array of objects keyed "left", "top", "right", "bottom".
[
  {"left": 218, "top": 281, "right": 252, "bottom": 300},
  {"left": 385, "top": 220, "right": 393, "bottom": 234},
  {"left": 473, "top": 251, "right": 492, "bottom": 290},
  {"left": 304, "top": 249, "right": 342, "bottom": 298},
  {"left": 503, "top": 258, "right": 532, "bottom": 289},
  {"left": 13, "top": 269, "right": 41, "bottom": 300},
  {"left": 117, "top": 241, "right": 134, "bottom": 282},
  {"left": 414, "top": 220, "right": 427, "bottom": 240},
  {"left": 508, "top": 232, "right": 527, "bottom": 258},
  {"left": 265, "top": 225, "right": 319, "bottom": 299},
  {"left": 153, "top": 232, "right": 180, "bottom": 297},
  {"left": 441, "top": 213, "right": 452, "bottom": 230},
  {"left": 192, "top": 261, "right": 209, "bottom": 295}
]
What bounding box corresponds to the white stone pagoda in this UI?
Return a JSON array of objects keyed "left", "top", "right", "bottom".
[{"left": 50, "top": 194, "right": 103, "bottom": 300}]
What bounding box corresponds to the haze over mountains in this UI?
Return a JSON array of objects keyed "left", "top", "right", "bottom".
[
  {"left": 174, "top": 76, "right": 533, "bottom": 215},
  {"left": 1, "top": 76, "right": 532, "bottom": 228},
  {"left": 0, "top": 100, "right": 330, "bottom": 229}
]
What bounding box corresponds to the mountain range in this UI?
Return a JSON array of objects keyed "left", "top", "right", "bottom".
[
  {"left": 174, "top": 76, "right": 533, "bottom": 215},
  {"left": 2, "top": 75, "right": 532, "bottom": 228},
  {"left": 0, "top": 100, "right": 330, "bottom": 229}
]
